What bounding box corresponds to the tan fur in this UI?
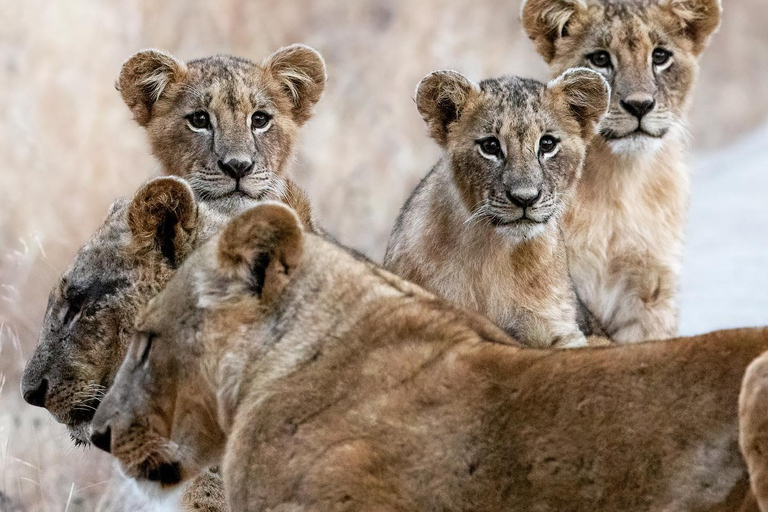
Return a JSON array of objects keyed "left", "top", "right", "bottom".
[
  {"left": 740, "top": 352, "right": 768, "bottom": 511},
  {"left": 384, "top": 70, "right": 609, "bottom": 347},
  {"left": 118, "top": 45, "right": 325, "bottom": 226},
  {"left": 521, "top": 0, "right": 721, "bottom": 342},
  {"left": 94, "top": 203, "right": 767, "bottom": 511}
]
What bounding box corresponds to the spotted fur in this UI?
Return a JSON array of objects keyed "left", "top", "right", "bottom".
[
  {"left": 384, "top": 70, "right": 610, "bottom": 348},
  {"left": 521, "top": 0, "right": 721, "bottom": 343}
]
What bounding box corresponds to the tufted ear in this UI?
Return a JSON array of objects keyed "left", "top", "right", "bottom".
[
  {"left": 521, "top": 0, "right": 589, "bottom": 63},
  {"left": 263, "top": 44, "right": 327, "bottom": 125},
  {"left": 547, "top": 68, "right": 610, "bottom": 140},
  {"left": 118, "top": 49, "right": 187, "bottom": 126},
  {"left": 415, "top": 70, "right": 480, "bottom": 147},
  {"left": 217, "top": 203, "right": 304, "bottom": 302},
  {"left": 660, "top": 0, "right": 722, "bottom": 55},
  {"left": 128, "top": 177, "right": 198, "bottom": 267}
]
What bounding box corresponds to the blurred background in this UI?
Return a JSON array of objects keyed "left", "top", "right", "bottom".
[{"left": 0, "top": 0, "right": 766, "bottom": 509}]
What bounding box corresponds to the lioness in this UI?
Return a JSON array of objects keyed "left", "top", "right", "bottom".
[
  {"left": 384, "top": 68, "right": 609, "bottom": 348},
  {"left": 20, "top": 177, "right": 290, "bottom": 511},
  {"left": 93, "top": 203, "right": 767, "bottom": 511},
  {"left": 521, "top": 0, "right": 722, "bottom": 342},
  {"left": 119, "top": 43, "right": 324, "bottom": 227}
]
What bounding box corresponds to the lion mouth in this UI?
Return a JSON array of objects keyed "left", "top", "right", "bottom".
[
  {"left": 601, "top": 127, "right": 668, "bottom": 141},
  {"left": 140, "top": 460, "right": 182, "bottom": 486}
]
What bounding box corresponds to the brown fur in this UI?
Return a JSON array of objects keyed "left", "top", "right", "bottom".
[
  {"left": 118, "top": 44, "right": 325, "bottom": 227},
  {"left": 740, "top": 351, "right": 768, "bottom": 511},
  {"left": 384, "top": 69, "right": 609, "bottom": 347},
  {"left": 20, "top": 178, "right": 307, "bottom": 511},
  {"left": 521, "top": 0, "right": 721, "bottom": 342},
  {"left": 94, "top": 203, "right": 767, "bottom": 511}
]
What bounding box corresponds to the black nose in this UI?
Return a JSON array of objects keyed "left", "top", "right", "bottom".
[
  {"left": 506, "top": 188, "right": 542, "bottom": 208},
  {"left": 217, "top": 158, "right": 254, "bottom": 180},
  {"left": 620, "top": 98, "right": 656, "bottom": 119},
  {"left": 22, "top": 378, "right": 48, "bottom": 408},
  {"left": 91, "top": 426, "right": 112, "bottom": 453}
]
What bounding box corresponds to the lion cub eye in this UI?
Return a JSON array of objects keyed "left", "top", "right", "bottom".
[
  {"left": 186, "top": 111, "right": 211, "bottom": 131},
  {"left": 652, "top": 48, "right": 673, "bottom": 68},
  {"left": 478, "top": 137, "right": 503, "bottom": 159},
  {"left": 587, "top": 51, "right": 612, "bottom": 69},
  {"left": 251, "top": 111, "right": 272, "bottom": 130},
  {"left": 538, "top": 135, "right": 559, "bottom": 155}
]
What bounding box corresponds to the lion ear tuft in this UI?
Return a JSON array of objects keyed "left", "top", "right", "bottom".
[
  {"left": 118, "top": 49, "right": 187, "bottom": 126},
  {"left": 415, "top": 70, "right": 480, "bottom": 147},
  {"left": 547, "top": 67, "right": 610, "bottom": 140},
  {"left": 659, "top": 0, "right": 722, "bottom": 55},
  {"left": 263, "top": 44, "right": 327, "bottom": 125},
  {"left": 128, "top": 177, "right": 198, "bottom": 266},
  {"left": 217, "top": 203, "right": 305, "bottom": 301},
  {"left": 521, "top": 0, "right": 589, "bottom": 62}
]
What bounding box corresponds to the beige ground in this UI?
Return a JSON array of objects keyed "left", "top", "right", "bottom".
[{"left": 1, "top": 0, "right": 767, "bottom": 509}]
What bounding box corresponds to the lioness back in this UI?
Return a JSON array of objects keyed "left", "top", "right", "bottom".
[{"left": 95, "top": 204, "right": 766, "bottom": 512}]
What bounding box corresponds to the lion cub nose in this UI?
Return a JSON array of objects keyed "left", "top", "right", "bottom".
[
  {"left": 620, "top": 94, "right": 656, "bottom": 119},
  {"left": 506, "top": 188, "right": 542, "bottom": 208},
  {"left": 90, "top": 425, "right": 112, "bottom": 453},
  {"left": 217, "top": 158, "right": 254, "bottom": 180},
  {"left": 22, "top": 377, "right": 48, "bottom": 408}
]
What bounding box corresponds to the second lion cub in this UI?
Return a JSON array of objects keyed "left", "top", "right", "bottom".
[{"left": 385, "top": 69, "right": 609, "bottom": 348}]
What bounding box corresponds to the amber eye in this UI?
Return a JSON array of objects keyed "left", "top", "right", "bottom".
[
  {"left": 539, "top": 135, "right": 558, "bottom": 155},
  {"left": 187, "top": 111, "right": 210, "bottom": 130},
  {"left": 478, "top": 137, "right": 503, "bottom": 158},
  {"left": 251, "top": 111, "right": 272, "bottom": 130},
  {"left": 652, "top": 48, "right": 672, "bottom": 67},
  {"left": 587, "top": 51, "right": 612, "bottom": 69}
]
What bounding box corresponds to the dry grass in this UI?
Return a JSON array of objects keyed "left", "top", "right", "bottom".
[{"left": 0, "top": 0, "right": 766, "bottom": 509}]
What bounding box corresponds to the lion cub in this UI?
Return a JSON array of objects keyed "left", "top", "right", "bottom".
[
  {"left": 384, "top": 69, "right": 609, "bottom": 348},
  {"left": 92, "top": 203, "right": 768, "bottom": 511},
  {"left": 521, "top": 0, "right": 722, "bottom": 342},
  {"left": 119, "top": 44, "right": 325, "bottom": 227}
]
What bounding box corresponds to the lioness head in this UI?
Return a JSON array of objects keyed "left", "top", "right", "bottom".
[
  {"left": 20, "top": 178, "right": 224, "bottom": 444},
  {"left": 521, "top": 0, "right": 721, "bottom": 154},
  {"left": 119, "top": 44, "right": 326, "bottom": 202},
  {"left": 416, "top": 68, "right": 608, "bottom": 240},
  {"left": 91, "top": 203, "right": 311, "bottom": 485}
]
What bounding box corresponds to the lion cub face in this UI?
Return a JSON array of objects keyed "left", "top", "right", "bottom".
[
  {"left": 416, "top": 68, "right": 608, "bottom": 240},
  {"left": 91, "top": 203, "right": 307, "bottom": 485},
  {"left": 522, "top": 0, "right": 721, "bottom": 154},
  {"left": 120, "top": 44, "right": 326, "bottom": 201},
  {"left": 21, "top": 178, "right": 206, "bottom": 445}
]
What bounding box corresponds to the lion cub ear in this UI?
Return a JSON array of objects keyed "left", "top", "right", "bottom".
[
  {"left": 415, "top": 70, "right": 480, "bottom": 147},
  {"left": 217, "top": 203, "right": 304, "bottom": 302},
  {"left": 118, "top": 49, "right": 187, "bottom": 126},
  {"left": 521, "top": 0, "right": 589, "bottom": 63},
  {"left": 263, "top": 44, "right": 327, "bottom": 125},
  {"left": 660, "top": 0, "right": 722, "bottom": 55},
  {"left": 547, "top": 67, "right": 610, "bottom": 140},
  {"left": 128, "top": 177, "right": 198, "bottom": 267}
]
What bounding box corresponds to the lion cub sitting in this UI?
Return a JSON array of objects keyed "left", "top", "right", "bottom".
[
  {"left": 92, "top": 203, "right": 768, "bottom": 511},
  {"left": 118, "top": 44, "right": 324, "bottom": 229},
  {"left": 384, "top": 69, "right": 609, "bottom": 348}
]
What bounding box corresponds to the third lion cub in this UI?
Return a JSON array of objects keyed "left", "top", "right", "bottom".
[{"left": 384, "top": 69, "right": 609, "bottom": 348}]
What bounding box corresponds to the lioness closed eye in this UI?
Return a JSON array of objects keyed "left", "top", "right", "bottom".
[
  {"left": 119, "top": 44, "right": 326, "bottom": 217},
  {"left": 384, "top": 68, "right": 610, "bottom": 348},
  {"left": 94, "top": 203, "right": 767, "bottom": 511}
]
